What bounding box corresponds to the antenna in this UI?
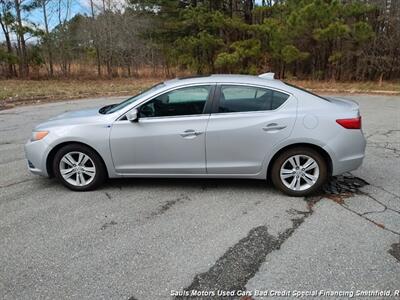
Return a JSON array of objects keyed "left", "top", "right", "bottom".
[{"left": 258, "top": 72, "right": 275, "bottom": 80}]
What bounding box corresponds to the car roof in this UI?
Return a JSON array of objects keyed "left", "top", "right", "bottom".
[{"left": 163, "top": 74, "right": 290, "bottom": 91}]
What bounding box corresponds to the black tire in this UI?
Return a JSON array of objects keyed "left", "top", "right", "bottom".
[
  {"left": 53, "top": 143, "right": 106, "bottom": 191},
  {"left": 270, "top": 147, "right": 328, "bottom": 197}
]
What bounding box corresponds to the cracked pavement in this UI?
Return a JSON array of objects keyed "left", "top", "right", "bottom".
[{"left": 0, "top": 95, "right": 399, "bottom": 299}]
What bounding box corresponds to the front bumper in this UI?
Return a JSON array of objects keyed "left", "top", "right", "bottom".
[{"left": 24, "top": 139, "right": 50, "bottom": 176}]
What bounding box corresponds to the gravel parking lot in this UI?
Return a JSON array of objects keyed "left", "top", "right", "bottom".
[{"left": 1, "top": 95, "right": 399, "bottom": 299}]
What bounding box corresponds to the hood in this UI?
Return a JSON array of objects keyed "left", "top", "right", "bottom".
[
  {"left": 35, "top": 107, "right": 105, "bottom": 130},
  {"left": 49, "top": 107, "right": 100, "bottom": 120}
]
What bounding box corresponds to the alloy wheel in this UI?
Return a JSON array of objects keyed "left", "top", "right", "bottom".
[
  {"left": 280, "top": 154, "right": 320, "bottom": 191},
  {"left": 59, "top": 151, "right": 96, "bottom": 187}
]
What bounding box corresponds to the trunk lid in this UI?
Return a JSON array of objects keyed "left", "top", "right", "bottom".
[{"left": 326, "top": 97, "right": 359, "bottom": 111}]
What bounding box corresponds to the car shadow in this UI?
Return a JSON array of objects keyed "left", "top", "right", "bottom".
[{"left": 104, "top": 177, "right": 273, "bottom": 192}]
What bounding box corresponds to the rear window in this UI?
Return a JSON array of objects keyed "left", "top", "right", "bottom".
[{"left": 284, "top": 82, "right": 330, "bottom": 102}]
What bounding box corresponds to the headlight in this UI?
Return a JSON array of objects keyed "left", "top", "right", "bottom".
[{"left": 31, "top": 131, "right": 49, "bottom": 141}]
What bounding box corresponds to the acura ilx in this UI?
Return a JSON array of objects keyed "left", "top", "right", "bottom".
[{"left": 25, "top": 74, "right": 366, "bottom": 196}]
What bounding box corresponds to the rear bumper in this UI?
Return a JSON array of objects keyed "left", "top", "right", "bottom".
[
  {"left": 324, "top": 129, "right": 366, "bottom": 176},
  {"left": 331, "top": 154, "right": 365, "bottom": 175}
]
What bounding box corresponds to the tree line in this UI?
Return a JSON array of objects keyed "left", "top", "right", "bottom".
[{"left": 0, "top": 0, "right": 399, "bottom": 81}]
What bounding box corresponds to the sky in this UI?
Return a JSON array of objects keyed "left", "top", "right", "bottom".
[
  {"left": 23, "top": 0, "right": 266, "bottom": 29},
  {"left": 2, "top": 1, "right": 91, "bottom": 43},
  {"left": 25, "top": 1, "right": 91, "bottom": 30},
  {"left": 2, "top": 0, "right": 265, "bottom": 42}
]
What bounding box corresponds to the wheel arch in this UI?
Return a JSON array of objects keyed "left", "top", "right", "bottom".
[
  {"left": 266, "top": 143, "right": 333, "bottom": 181},
  {"left": 46, "top": 141, "right": 108, "bottom": 178}
]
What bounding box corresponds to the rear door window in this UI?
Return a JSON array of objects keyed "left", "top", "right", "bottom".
[{"left": 217, "top": 85, "right": 289, "bottom": 113}]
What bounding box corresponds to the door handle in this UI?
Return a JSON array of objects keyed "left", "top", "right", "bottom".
[
  {"left": 180, "top": 129, "right": 203, "bottom": 138},
  {"left": 262, "top": 123, "right": 287, "bottom": 131}
]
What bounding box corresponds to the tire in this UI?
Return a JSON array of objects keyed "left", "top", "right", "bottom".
[
  {"left": 270, "top": 147, "right": 328, "bottom": 197},
  {"left": 53, "top": 143, "right": 106, "bottom": 191}
]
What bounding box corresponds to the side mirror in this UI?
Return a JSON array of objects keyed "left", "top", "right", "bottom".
[{"left": 126, "top": 108, "right": 139, "bottom": 122}]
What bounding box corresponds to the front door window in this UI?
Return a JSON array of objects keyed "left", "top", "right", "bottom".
[{"left": 139, "top": 85, "right": 212, "bottom": 118}]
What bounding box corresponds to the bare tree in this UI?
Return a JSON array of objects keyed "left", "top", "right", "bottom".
[
  {"left": 41, "top": 0, "right": 53, "bottom": 76},
  {"left": 0, "top": 0, "right": 16, "bottom": 76},
  {"left": 14, "top": 0, "right": 28, "bottom": 77},
  {"left": 89, "top": 0, "right": 101, "bottom": 76},
  {"left": 56, "top": 0, "right": 71, "bottom": 75}
]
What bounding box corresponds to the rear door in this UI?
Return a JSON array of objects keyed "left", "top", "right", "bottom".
[{"left": 205, "top": 84, "right": 297, "bottom": 174}]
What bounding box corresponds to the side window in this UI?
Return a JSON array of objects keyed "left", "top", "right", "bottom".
[
  {"left": 218, "top": 85, "right": 289, "bottom": 113},
  {"left": 139, "top": 86, "right": 212, "bottom": 118},
  {"left": 271, "top": 90, "right": 289, "bottom": 110}
]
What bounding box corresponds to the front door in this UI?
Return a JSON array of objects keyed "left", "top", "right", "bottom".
[{"left": 110, "top": 85, "right": 214, "bottom": 175}]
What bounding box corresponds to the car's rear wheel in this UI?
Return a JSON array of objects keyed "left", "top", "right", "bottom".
[
  {"left": 271, "top": 147, "right": 328, "bottom": 196},
  {"left": 53, "top": 144, "right": 106, "bottom": 191}
]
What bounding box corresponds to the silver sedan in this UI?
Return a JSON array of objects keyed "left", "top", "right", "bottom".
[{"left": 24, "top": 74, "right": 366, "bottom": 196}]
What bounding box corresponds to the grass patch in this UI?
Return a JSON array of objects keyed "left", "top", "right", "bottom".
[
  {"left": 288, "top": 80, "right": 400, "bottom": 94},
  {"left": 0, "top": 78, "right": 159, "bottom": 109}
]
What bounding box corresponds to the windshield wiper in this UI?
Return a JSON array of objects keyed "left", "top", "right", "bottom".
[{"left": 99, "top": 104, "right": 116, "bottom": 114}]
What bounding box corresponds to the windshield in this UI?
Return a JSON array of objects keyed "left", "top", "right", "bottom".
[{"left": 101, "top": 82, "right": 166, "bottom": 114}]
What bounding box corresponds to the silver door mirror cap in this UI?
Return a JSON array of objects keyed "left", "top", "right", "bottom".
[{"left": 126, "top": 108, "right": 138, "bottom": 122}]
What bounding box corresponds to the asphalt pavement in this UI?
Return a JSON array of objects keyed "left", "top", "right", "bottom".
[{"left": 0, "top": 94, "right": 399, "bottom": 299}]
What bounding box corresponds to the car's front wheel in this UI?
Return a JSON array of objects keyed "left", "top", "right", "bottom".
[
  {"left": 271, "top": 147, "right": 328, "bottom": 196},
  {"left": 53, "top": 144, "right": 106, "bottom": 191}
]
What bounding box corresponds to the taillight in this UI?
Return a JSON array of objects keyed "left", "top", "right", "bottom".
[{"left": 336, "top": 116, "right": 362, "bottom": 129}]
